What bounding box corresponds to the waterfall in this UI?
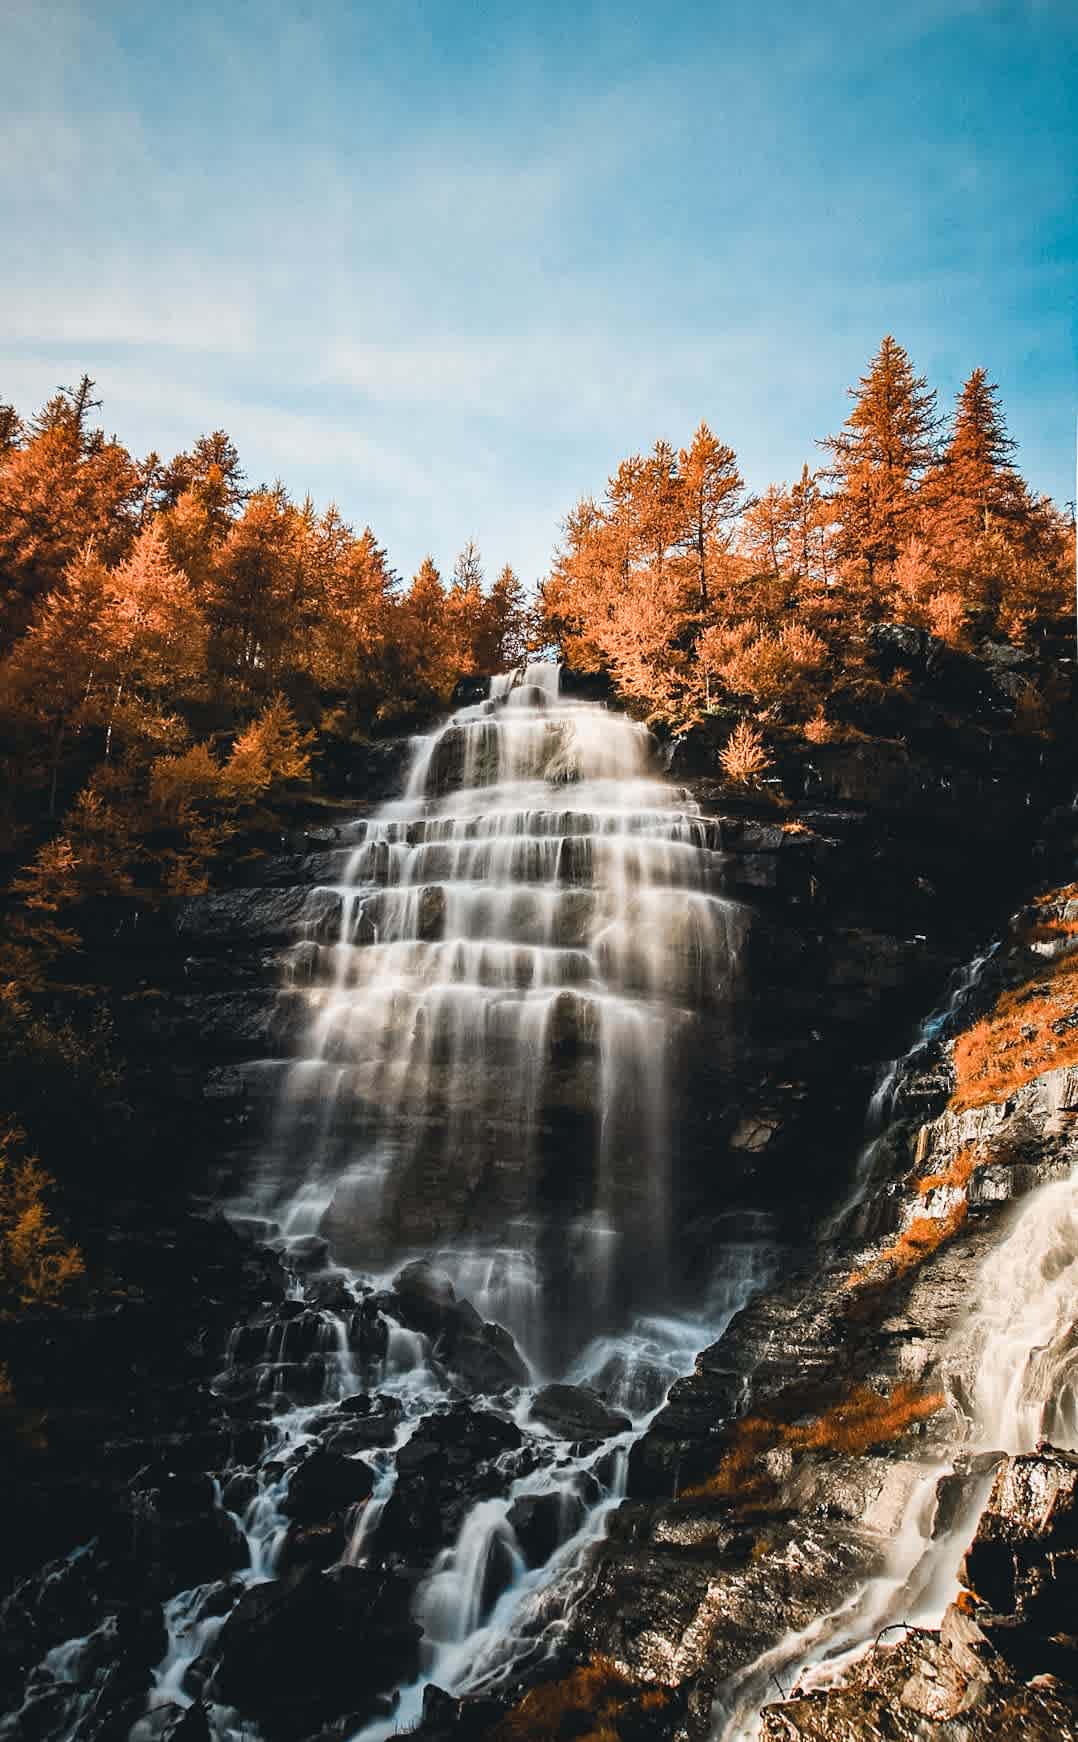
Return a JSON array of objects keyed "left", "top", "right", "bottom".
[
  {"left": 62, "top": 659, "right": 764, "bottom": 1742},
  {"left": 265, "top": 660, "right": 743, "bottom": 1364},
  {"left": 714, "top": 1132, "right": 1078, "bottom": 1739}
]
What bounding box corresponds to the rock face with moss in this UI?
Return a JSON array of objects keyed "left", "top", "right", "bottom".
[
  {"left": 2, "top": 654, "right": 1077, "bottom": 1742},
  {"left": 546, "top": 805, "right": 1078, "bottom": 1738}
]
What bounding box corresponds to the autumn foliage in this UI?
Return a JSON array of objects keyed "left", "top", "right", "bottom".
[
  {"left": 951, "top": 899, "right": 1078, "bottom": 1112},
  {"left": 538, "top": 336, "right": 1071, "bottom": 766},
  {"left": 0, "top": 351, "right": 1070, "bottom": 1314},
  {"left": 682, "top": 1383, "right": 946, "bottom": 1506},
  {"left": 495, "top": 1657, "right": 669, "bottom": 1742},
  {"left": 0, "top": 1125, "right": 84, "bottom": 1314}
]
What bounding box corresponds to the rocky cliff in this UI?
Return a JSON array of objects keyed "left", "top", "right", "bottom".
[{"left": 1, "top": 646, "right": 1076, "bottom": 1742}]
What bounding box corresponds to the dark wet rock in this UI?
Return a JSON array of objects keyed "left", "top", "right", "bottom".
[
  {"left": 386, "top": 1261, "right": 529, "bottom": 1393},
  {"left": 316, "top": 1393, "right": 403, "bottom": 1454},
  {"left": 88, "top": 1492, "right": 249, "bottom": 1604},
  {"left": 7, "top": 1601, "right": 172, "bottom": 1742},
  {"left": 391, "top": 1259, "right": 459, "bottom": 1333},
  {"left": 959, "top": 1448, "right": 1078, "bottom": 1677},
  {"left": 159, "top": 1701, "right": 213, "bottom": 1742},
  {"left": 212, "top": 1565, "right": 421, "bottom": 1734},
  {"left": 757, "top": 1470, "right": 1078, "bottom": 1742},
  {"left": 528, "top": 1383, "right": 632, "bottom": 1442},
  {"left": 303, "top": 1274, "right": 355, "bottom": 1312},
  {"left": 277, "top": 1514, "right": 350, "bottom": 1574},
  {"left": 283, "top": 1234, "right": 330, "bottom": 1273},
  {"left": 321, "top": 734, "right": 413, "bottom": 801},
  {"left": 507, "top": 1489, "right": 586, "bottom": 1569},
  {"left": 452, "top": 675, "right": 492, "bottom": 707},
  {"left": 174, "top": 885, "right": 315, "bottom": 947},
  {"left": 375, "top": 1405, "right": 524, "bottom": 1570},
  {"left": 220, "top": 1471, "right": 259, "bottom": 1514},
  {"left": 446, "top": 1320, "right": 530, "bottom": 1394},
  {"left": 280, "top": 1448, "right": 375, "bottom": 1524},
  {"left": 758, "top": 1618, "right": 1078, "bottom": 1739},
  {"left": 192, "top": 1580, "right": 244, "bottom": 1623},
  {"left": 869, "top": 620, "right": 930, "bottom": 673},
  {"left": 131, "top": 1465, "right": 217, "bottom": 1516}
]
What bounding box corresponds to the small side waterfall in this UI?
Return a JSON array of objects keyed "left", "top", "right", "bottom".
[
  {"left": 265, "top": 661, "right": 743, "bottom": 1364},
  {"left": 714, "top": 1074, "right": 1078, "bottom": 1739}
]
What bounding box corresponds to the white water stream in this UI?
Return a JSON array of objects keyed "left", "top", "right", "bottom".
[
  {"left": 113, "top": 663, "right": 767, "bottom": 1739},
  {"left": 714, "top": 1098, "right": 1078, "bottom": 1738}
]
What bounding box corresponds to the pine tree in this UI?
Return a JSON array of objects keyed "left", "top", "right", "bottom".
[
  {"left": 485, "top": 564, "right": 529, "bottom": 668},
  {"left": 788, "top": 465, "right": 834, "bottom": 588},
  {"left": 0, "top": 403, "right": 22, "bottom": 459},
  {"left": 159, "top": 430, "right": 246, "bottom": 531},
  {"left": 0, "top": 548, "right": 111, "bottom": 814},
  {"left": 741, "top": 484, "right": 795, "bottom": 579},
  {"left": 0, "top": 377, "right": 141, "bottom": 645},
  {"left": 823, "top": 336, "right": 938, "bottom": 585},
  {"left": 678, "top": 423, "right": 745, "bottom": 607},
  {"left": 930, "top": 370, "right": 1027, "bottom": 546},
  {"left": 104, "top": 522, "right": 207, "bottom": 698},
  {"left": 206, "top": 486, "right": 303, "bottom": 685},
  {"left": 446, "top": 541, "right": 488, "bottom": 673}
]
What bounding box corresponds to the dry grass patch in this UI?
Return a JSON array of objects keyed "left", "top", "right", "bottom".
[
  {"left": 494, "top": 1658, "right": 668, "bottom": 1742},
  {"left": 949, "top": 886, "right": 1078, "bottom": 1112},
  {"left": 846, "top": 1201, "right": 968, "bottom": 1292},
  {"left": 951, "top": 952, "right": 1078, "bottom": 1113},
  {"left": 681, "top": 1383, "right": 946, "bottom": 1505},
  {"left": 915, "top": 1144, "right": 982, "bottom": 1197}
]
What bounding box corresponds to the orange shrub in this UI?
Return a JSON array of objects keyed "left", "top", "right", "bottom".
[
  {"left": 720, "top": 719, "right": 772, "bottom": 784},
  {"left": 951, "top": 951, "right": 1078, "bottom": 1113},
  {"left": 916, "top": 1145, "right": 981, "bottom": 1197},
  {"left": 683, "top": 1383, "right": 946, "bottom": 1503},
  {"left": 495, "top": 1657, "right": 668, "bottom": 1742},
  {"left": 846, "top": 1201, "right": 968, "bottom": 1291},
  {"left": 0, "top": 1125, "right": 85, "bottom": 1313}
]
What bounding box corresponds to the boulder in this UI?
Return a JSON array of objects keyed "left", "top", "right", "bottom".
[
  {"left": 507, "top": 1489, "right": 587, "bottom": 1569},
  {"left": 528, "top": 1384, "right": 632, "bottom": 1442},
  {"left": 387, "top": 1262, "right": 529, "bottom": 1393},
  {"left": 159, "top": 1703, "right": 213, "bottom": 1742},
  {"left": 375, "top": 1406, "right": 525, "bottom": 1569},
  {"left": 276, "top": 1515, "right": 349, "bottom": 1574},
  {"left": 281, "top": 1449, "right": 375, "bottom": 1523},
  {"left": 960, "top": 1448, "right": 1078, "bottom": 1628},
  {"left": 390, "top": 1260, "right": 459, "bottom": 1336},
  {"left": 212, "top": 1565, "right": 420, "bottom": 1732},
  {"left": 313, "top": 1392, "right": 404, "bottom": 1454},
  {"left": 96, "top": 1496, "right": 249, "bottom": 1602}
]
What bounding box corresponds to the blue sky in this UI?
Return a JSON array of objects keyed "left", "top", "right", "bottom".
[{"left": 2, "top": 0, "right": 1075, "bottom": 586}]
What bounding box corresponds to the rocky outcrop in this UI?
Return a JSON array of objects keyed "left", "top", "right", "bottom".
[
  {"left": 373, "top": 1405, "right": 527, "bottom": 1572},
  {"left": 212, "top": 1565, "right": 421, "bottom": 1736},
  {"left": 5, "top": 671, "right": 1076, "bottom": 1742},
  {"left": 381, "top": 1260, "right": 531, "bottom": 1394},
  {"left": 546, "top": 838, "right": 1078, "bottom": 1738},
  {"left": 758, "top": 1449, "right": 1078, "bottom": 1739},
  {"left": 528, "top": 1383, "right": 632, "bottom": 1442}
]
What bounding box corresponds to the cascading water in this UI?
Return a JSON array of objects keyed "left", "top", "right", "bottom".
[
  {"left": 712, "top": 996, "right": 1078, "bottom": 1741},
  {"left": 16, "top": 660, "right": 765, "bottom": 1742},
  {"left": 264, "top": 660, "right": 744, "bottom": 1362}
]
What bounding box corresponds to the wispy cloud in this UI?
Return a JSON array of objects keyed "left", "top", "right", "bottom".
[{"left": 1, "top": 0, "right": 1073, "bottom": 585}]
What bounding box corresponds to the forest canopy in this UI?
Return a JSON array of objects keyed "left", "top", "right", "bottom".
[
  {"left": 0, "top": 337, "right": 1072, "bottom": 1321},
  {"left": 0, "top": 338, "right": 1072, "bottom": 926}
]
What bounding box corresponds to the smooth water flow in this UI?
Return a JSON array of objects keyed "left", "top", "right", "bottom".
[
  {"left": 46, "top": 661, "right": 762, "bottom": 1742},
  {"left": 267, "top": 662, "right": 743, "bottom": 1361},
  {"left": 715, "top": 1088, "right": 1078, "bottom": 1739},
  {"left": 5, "top": 666, "right": 769, "bottom": 1742}
]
